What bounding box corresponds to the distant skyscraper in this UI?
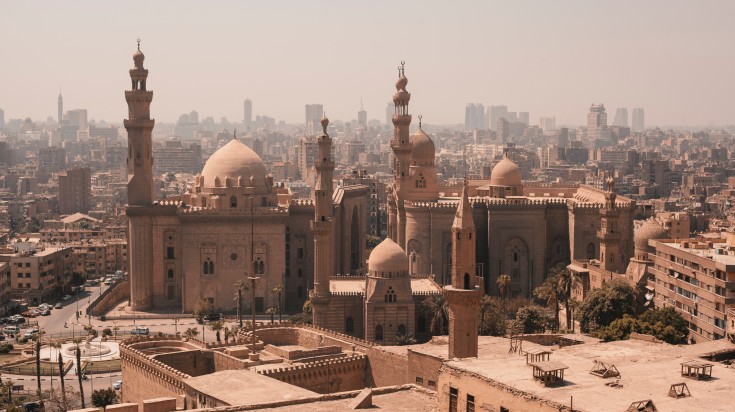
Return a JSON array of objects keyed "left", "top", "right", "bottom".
[
  {"left": 614, "top": 108, "right": 628, "bottom": 128},
  {"left": 464, "top": 103, "right": 485, "bottom": 130},
  {"left": 518, "top": 112, "right": 529, "bottom": 125},
  {"left": 0, "top": 108, "right": 4, "bottom": 129},
  {"left": 58, "top": 167, "right": 91, "bottom": 214},
  {"left": 587, "top": 104, "right": 610, "bottom": 141},
  {"left": 489, "top": 105, "right": 508, "bottom": 131},
  {"left": 65, "top": 109, "right": 88, "bottom": 131},
  {"left": 243, "top": 99, "right": 252, "bottom": 129},
  {"left": 58, "top": 92, "right": 63, "bottom": 125},
  {"left": 539, "top": 117, "right": 556, "bottom": 132},
  {"left": 386, "top": 102, "right": 395, "bottom": 126},
  {"left": 305, "top": 104, "right": 323, "bottom": 134},
  {"left": 497, "top": 117, "right": 509, "bottom": 143},
  {"left": 632, "top": 108, "right": 645, "bottom": 132},
  {"left": 358, "top": 99, "right": 367, "bottom": 127}
]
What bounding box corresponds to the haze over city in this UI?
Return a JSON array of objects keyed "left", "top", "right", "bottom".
[{"left": 3, "top": 0, "right": 735, "bottom": 127}]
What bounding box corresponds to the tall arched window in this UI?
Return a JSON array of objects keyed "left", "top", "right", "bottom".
[
  {"left": 167, "top": 269, "right": 174, "bottom": 279},
  {"left": 345, "top": 317, "right": 354, "bottom": 333},
  {"left": 203, "top": 259, "right": 209, "bottom": 275},
  {"left": 385, "top": 287, "right": 396, "bottom": 303},
  {"left": 464, "top": 273, "right": 471, "bottom": 290},
  {"left": 374, "top": 324, "right": 384, "bottom": 341},
  {"left": 397, "top": 324, "right": 406, "bottom": 336},
  {"left": 206, "top": 258, "right": 214, "bottom": 275},
  {"left": 230, "top": 196, "right": 237, "bottom": 208}
]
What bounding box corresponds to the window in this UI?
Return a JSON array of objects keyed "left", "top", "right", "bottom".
[
  {"left": 203, "top": 258, "right": 214, "bottom": 275},
  {"left": 230, "top": 196, "right": 237, "bottom": 208},
  {"left": 25, "top": 263, "right": 30, "bottom": 267},
  {"left": 449, "top": 387, "right": 458, "bottom": 412},
  {"left": 587, "top": 243, "right": 595, "bottom": 259},
  {"left": 500, "top": 407, "right": 509, "bottom": 412},
  {"left": 428, "top": 380, "right": 436, "bottom": 390},
  {"left": 416, "top": 376, "right": 424, "bottom": 385},
  {"left": 385, "top": 287, "right": 396, "bottom": 303},
  {"left": 464, "top": 273, "right": 471, "bottom": 289},
  {"left": 298, "top": 248, "right": 304, "bottom": 259},
  {"left": 166, "top": 247, "right": 175, "bottom": 259},
  {"left": 374, "top": 324, "right": 384, "bottom": 340},
  {"left": 417, "top": 315, "right": 426, "bottom": 333},
  {"left": 167, "top": 269, "right": 174, "bottom": 279},
  {"left": 345, "top": 316, "right": 354, "bottom": 333},
  {"left": 397, "top": 324, "right": 406, "bottom": 336},
  {"left": 298, "top": 269, "right": 302, "bottom": 278},
  {"left": 466, "top": 394, "right": 475, "bottom": 412}
]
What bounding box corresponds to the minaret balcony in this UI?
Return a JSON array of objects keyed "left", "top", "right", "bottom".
[
  {"left": 124, "top": 119, "right": 155, "bottom": 129},
  {"left": 596, "top": 230, "right": 620, "bottom": 240}
]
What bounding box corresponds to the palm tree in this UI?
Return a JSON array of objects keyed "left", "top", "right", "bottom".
[
  {"left": 58, "top": 352, "right": 67, "bottom": 411},
  {"left": 271, "top": 285, "right": 285, "bottom": 322},
  {"left": 233, "top": 280, "right": 249, "bottom": 327},
  {"left": 422, "top": 294, "right": 448, "bottom": 335},
  {"left": 568, "top": 297, "right": 581, "bottom": 333},
  {"left": 265, "top": 307, "right": 277, "bottom": 324},
  {"left": 209, "top": 321, "right": 224, "bottom": 343},
  {"left": 3, "top": 379, "right": 14, "bottom": 405},
  {"left": 478, "top": 295, "right": 494, "bottom": 334},
  {"left": 75, "top": 346, "right": 85, "bottom": 408},
  {"left": 555, "top": 264, "right": 574, "bottom": 330},
  {"left": 395, "top": 333, "right": 416, "bottom": 346},
  {"left": 534, "top": 273, "right": 561, "bottom": 331},
  {"left": 183, "top": 327, "right": 199, "bottom": 340},
  {"left": 497, "top": 274, "right": 511, "bottom": 304}
]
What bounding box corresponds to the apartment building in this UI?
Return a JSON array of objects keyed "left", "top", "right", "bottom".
[{"left": 0, "top": 243, "right": 73, "bottom": 304}]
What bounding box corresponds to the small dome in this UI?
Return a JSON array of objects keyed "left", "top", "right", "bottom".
[
  {"left": 490, "top": 155, "right": 522, "bottom": 187},
  {"left": 410, "top": 128, "right": 435, "bottom": 164},
  {"left": 368, "top": 238, "right": 408, "bottom": 275},
  {"left": 133, "top": 49, "right": 144, "bottom": 69},
  {"left": 396, "top": 74, "right": 408, "bottom": 91},
  {"left": 635, "top": 219, "right": 668, "bottom": 251},
  {"left": 200, "top": 138, "right": 269, "bottom": 188}
]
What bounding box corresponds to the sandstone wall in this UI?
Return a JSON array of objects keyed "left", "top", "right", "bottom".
[
  {"left": 88, "top": 280, "right": 129, "bottom": 316},
  {"left": 153, "top": 350, "right": 215, "bottom": 377},
  {"left": 258, "top": 353, "right": 367, "bottom": 394}
]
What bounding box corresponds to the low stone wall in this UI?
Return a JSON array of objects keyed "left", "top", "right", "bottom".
[
  {"left": 264, "top": 344, "right": 341, "bottom": 360},
  {"left": 153, "top": 350, "right": 215, "bottom": 377},
  {"left": 407, "top": 349, "right": 443, "bottom": 390},
  {"left": 88, "top": 280, "right": 129, "bottom": 317},
  {"left": 257, "top": 353, "right": 367, "bottom": 394}
]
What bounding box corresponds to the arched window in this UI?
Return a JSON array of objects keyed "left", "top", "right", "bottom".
[
  {"left": 385, "top": 287, "right": 396, "bottom": 303},
  {"left": 259, "top": 260, "right": 265, "bottom": 274},
  {"left": 397, "top": 324, "right": 406, "bottom": 336},
  {"left": 464, "top": 273, "right": 471, "bottom": 290},
  {"left": 375, "top": 324, "right": 384, "bottom": 341},
  {"left": 586, "top": 243, "right": 596, "bottom": 260},
  {"left": 417, "top": 315, "right": 426, "bottom": 333},
  {"left": 208, "top": 259, "right": 214, "bottom": 275},
  {"left": 254, "top": 257, "right": 265, "bottom": 274},
  {"left": 203, "top": 259, "right": 209, "bottom": 275},
  {"left": 230, "top": 196, "right": 237, "bottom": 208},
  {"left": 345, "top": 317, "right": 354, "bottom": 333},
  {"left": 167, "top": 269, "right": 174, "bottom": 279}
]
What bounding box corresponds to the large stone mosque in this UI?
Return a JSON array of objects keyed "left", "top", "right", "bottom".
[{"left": 125, "top": 45, "right": 637, "bottom": 344}]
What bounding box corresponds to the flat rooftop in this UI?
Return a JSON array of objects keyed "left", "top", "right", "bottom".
[
  {"left": 330, "top": 278, "right": 441, "bottom": 294},
  {"left": 184, "top": 369, "right": 316, "bottom": 406},
  {"left": 408, "top": 335, "right": 735, "bottom": 412},
  {"left": 247, "top": 387, "right": 437, "bottom": 412}
]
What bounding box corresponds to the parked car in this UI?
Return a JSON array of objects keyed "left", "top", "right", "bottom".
[
  {"left": 61, "top": 295, "right": 71, "bottom": 301},
  {"left": 104, "top": 279, "right": 114, "bottom": 285},
  {"left": 112, "top": 380, "right": 122, "bottom": 390},
  {"left": 21, "top": 311, "right": 37, "bottom": 318},
  {"left": 131, "top": 327, "right": 149, "bottom": 336},
  {"left": 54, "top": 303, "right": 63, "bottom": 309},
  {"left": 39, "top": 310, "right": 50, "bottom": 316},
  {"left": 3, "top": 326, "right": 20, "bottom": 335}
]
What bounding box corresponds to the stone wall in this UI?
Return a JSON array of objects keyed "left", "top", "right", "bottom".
[
  {"left": 212, "top": 350, "right": 248, "bottom": 370},
  {"left": 263, "top": 344, "right": 341, "bottom": 360},
  {"left": 407, "top": 349, "right": 442, "bottom": 390},
  {"left": 153, "top": 350, "right": 215, "bottom": 377},
  {"left": 257, "top": 353, "right": 367, "bottom": 394},
  {"left": 120, "top": 338, "right": 191, "bottom": 408},
  {"left": 438, "top": 364, "right": 572, "bottom": 412},
  {"left": 88, "top": 280, "right": 129, "bottom": 316}
]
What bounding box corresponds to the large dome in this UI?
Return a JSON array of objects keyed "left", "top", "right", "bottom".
[
  {"left": 635, "top": 219, "right": 668, "bottom": 251},
  {"left": 410, "top": 129, "right": 435, "bottom": 165},
  {"left": 200, "top": 138, "right": 269, "bottom": 188},
  {"left": 490, "top": 155, "right": 522, "bottom": 187},
  {"left": 368, "top": 238, "right": 408, "bottom": 275}
]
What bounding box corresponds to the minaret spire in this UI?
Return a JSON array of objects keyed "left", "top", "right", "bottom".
[
  {"left": 389, "top": 60, "right": 412, "bottom": 249},
  {"left": 310, "top": 112, "right": 335, "bottom": 309},
  {"left": 125, "top": 39, "right": 154, "bottom": 205}
]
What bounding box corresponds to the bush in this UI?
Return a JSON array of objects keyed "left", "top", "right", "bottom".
[
  {"left": 597, "top": 307, "right": 688, "bottom": 345},
  {"left": 102, "top": 328, "right": 112, "bottom": 337},
  {"left": 0, "top": 346, "right": 9, "bottom": 354},
  {"left": 91, "top": 388, "right": 117, "bottom": 407},
  {"left": 578, "top": 280, "right": 640, "bottom": 333},
  {"left": 514, "top": 306, "right": 548, "bottom": 333}
]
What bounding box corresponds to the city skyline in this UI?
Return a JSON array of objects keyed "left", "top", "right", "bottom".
[{"left": 2, "top": 1, "right": 735, "bottom": 127}]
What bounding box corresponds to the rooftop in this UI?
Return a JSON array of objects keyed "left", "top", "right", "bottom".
[
  {"left": 329, "top": 277, "right": 442, "bottom": 294},
  {"left": 408, "top": 335, "right": 735, "bottom": 412},
  {"left": 184, "top": 369, "right": 316, "bottom": 406},
  {"left": 246, "top": 387, "right": 437, "bottom": 412}
]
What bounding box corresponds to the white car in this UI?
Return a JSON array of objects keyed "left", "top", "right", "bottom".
[
  {"left": 61, "top": 295, "right": 71, "bottom": 301},
  {"left": 112, "top": 380, "right": 122, "bottom": 390}
]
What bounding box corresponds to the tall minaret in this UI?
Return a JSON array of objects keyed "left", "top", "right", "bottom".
[
  {"left": 57, "top": 91, "right": 63, "bottom": 125},
  {"left": 310, "top": 114, "right": 334, "bottom": 327},
  {"left": 598, "top": 175, "right": 622, "bottom": 273},
  {"left": 445, "top": 179, "right": 482, "bottom": 358},
  {"left": 125, "top": 39, "right": 155, "bottom": 206},
  {"left": 389, "top": 61, "right": 412, "bottom": 248}
]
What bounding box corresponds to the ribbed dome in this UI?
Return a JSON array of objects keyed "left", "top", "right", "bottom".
[
  {"left": 410, "top": 129, "right": 435, "bottom": 164},
  {"left": 490, "top": 155, "right": 522, "bottom": 187},
  {"left": 635, "top": 219, "right": 668, "bottom": 251},
  {"left": 368, "top": 238, "right": 408, "bottom": 275},
  {"left": 200, "top": 138, "right": 269, "bottom": 188},
  {"left": 133, "top": 49, "right": 144, "bottom": 69}
]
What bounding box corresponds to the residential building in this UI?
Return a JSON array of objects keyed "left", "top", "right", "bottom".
[{"left": 58, "top": 167, "right": 92, "bottom": 215}]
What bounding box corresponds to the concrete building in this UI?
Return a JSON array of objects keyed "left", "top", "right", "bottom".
[
  {"left": 58, "top": 167, "right": 92, "bottom": 215},
  {"left": 152, "top": 140, "right": 202, "bottom": 176},
  {"left": 614, "top": 107, "right": 628, "bottom": 127},
  {"left": 243, "top": 98, "right": 252, "bottom": 129},
  {"left": 539, "top": 117, "right": 556, "bottom": 132},
  {"left": 305, "top": 104, "right": 323, "bottom": 135},
  {"left": 38, "top": 146, "right": 66, "bottom": 173},
  {"left": 586, "top": 103, "right": 611, "bottom": 141},
  {"left": 648, "top": 235, "right": 735, "bottom": 342},
  {"left": 488, "top": 105, "right": 508, "bottom": 131},
  {"left": 464, "top": 103, "right": 485, "bottom": 130},
  {"left": 632, "top": 107, "right": 645, "bottom": 132},
  {"left": 0, "top": 243, "right": 73, "bottom": 304}
]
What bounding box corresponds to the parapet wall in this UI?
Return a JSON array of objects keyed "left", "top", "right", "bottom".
[
  {"left": 88, "top": 280, "right": 129, "bottom": 316},
  {"left": 257, "top": 353, "right": 367, "bottom": 394},
  {"left": 264, "top": 344, "right": 342, "bottom": 360}
]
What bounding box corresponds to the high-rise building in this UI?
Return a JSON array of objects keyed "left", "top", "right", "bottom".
[
  {"left": 464, "top": 103, "right": 485, "bottom": 130},
  {"left": 385, "top": 101, "right": 395, "bottom": 126},
  {"left": 587, "top": 104, "right": 610, "bottom": 141},
  {"left": 497, "top": 117, "right": 509, "bottom": 144},
  {"left": 58, "top": 92, "right": 63, "bottom": 125},
  {"left": 518, "top": 112, "right": 529, "bottom": 125},
  {"left": 489, "top": 105, "right": 508, "bottom": 131},
  {"left": 358, "top": 100, "right": 367, "bottom": 127},
  {"left": 243, "top": 99, "right": 252, "bottom": 129},
  {"left": 614, "top": 108, "right": 628, "bottom": 128},
  {"left": 38, "top": 147, "right": 66, "bottom": 173},
  {"left": 0, "top": 107, "right": 4, "bottom": 129},
  {"left": 58, "top": 167, "right": 92, "bottom": 214},
  {"left": 539, "top": 117, "right": 556, "bottom": 132},
  {"left": 632, "top": 108, "right": 645, "bottom": 132},
  {"left": 64, "top": 109, "right": 88, "bottom": 131},
  {"left": 305, "top": 104, "right": 324, "bottom": 135}
]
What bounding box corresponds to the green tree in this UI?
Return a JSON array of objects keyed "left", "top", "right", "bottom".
[
  {"left": 478, "top": 296, "right": 506, "bottom": 336},
  {"left": 534, "top": 273, "right": 562, "bottom": 331},
  {"left": 34, "top": 334, "right": 42, "bottom": 405},
  {"left": 395, "top": 333, "right": 416, "bottom": 346},
  {"left": 265, "top": 307, "right": 277, "bottom": 324},
  {"left": 183, "top": 327, "right": 199, "bottom": 340},
  {"left": 194, "top": 298, "right": 214, "bottom": 323},
  {"left": 422, "top": 294, "right": 448, "bottom": 335},
  {"left": 598, "top": 307, "right": 688, "bottom": 345},
  {"left": 91, "top": 388, "right": 117, "bottom": 407},
  {"left": 555, "top": 264, "right": 575, "bottom": 330},
  {"left": 43, "top": 386, "right": 82, "bottom": 412},
  {"left": 578, "top": 279, "right": 640, "bottom": 333},
  {"left": 496, "top": 274, "right": 511, "bottom": 302},
  {"left": 514, "top": 306, "right": 548, "bottom": 333},
  {"left": 365, "top": 235, "right": 382, "bottom": 250},
  {"left": 57, "top": 351, "right": 67, "bottom": 411},
  {"left": 233, "top": 280, "right": 249, "bottom": 327},
  {"left": 209, "top": 321, "right": 224, "bottom": 342}
]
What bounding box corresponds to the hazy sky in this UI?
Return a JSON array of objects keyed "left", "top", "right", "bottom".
[{"left": 2, "top": 0, "right": 734, "bottom": 127}]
